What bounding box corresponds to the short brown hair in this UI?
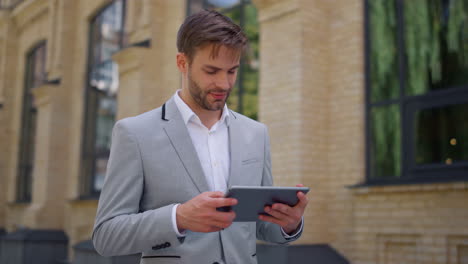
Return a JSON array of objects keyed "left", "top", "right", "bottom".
[{"left": 177, "top": 9, "right": 248, "bottom": 63}]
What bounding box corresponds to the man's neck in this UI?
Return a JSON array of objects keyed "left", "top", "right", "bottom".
[{"left": 178, "top": 90, "right": 222, "bottom": 130}]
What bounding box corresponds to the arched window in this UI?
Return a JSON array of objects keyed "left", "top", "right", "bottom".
[
  {"left": 366, "top": 0, "right": 468, "bottom": 183},
  {"left": 17, "top": 42, "right": 46, "bottom": 202},
  {"left": 187, "top": 0, "right": 259, "bottom": 120},
  {"left": 81, "top": 0, "right": 126, "bottom": 196}
]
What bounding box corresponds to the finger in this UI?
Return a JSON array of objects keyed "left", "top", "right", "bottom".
[
  {"left": 212, "top": 211, "right": 236, "bottom": 223},
  {"left": 206, "top": 213, "right": 235, "bottom": 229},
  {"left": 271, "top": 203, "right": 292, "bottom": 215},
  {"left": 265, "top": 206, "right": 291, "bottom": 221},
  {"left": 210, "top": 197, "right": 238, "bottom": 208},
  {"left": 295, "top": 191, "right": 309, "bottom": 209},
  {"left": 258, "top": 214, "right": 287, "bottom": 227},
  {"left": 296, "top": 184, "right": 304, "bottom": 187},
  {"left": 207, "top": 191, "right": 226, "bottom": 198}
]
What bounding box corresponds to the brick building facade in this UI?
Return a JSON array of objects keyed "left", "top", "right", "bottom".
[{"left": 0, "top": 0, "right": 467, "bottom": 263}]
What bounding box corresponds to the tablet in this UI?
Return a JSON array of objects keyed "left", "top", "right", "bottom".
[{"left": 218, "top": 186, "right": 310, "bottom": 222}]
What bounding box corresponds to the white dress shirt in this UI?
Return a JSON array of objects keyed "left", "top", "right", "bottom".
[
  {"left": 170, "top": 90, "right": 302, "bottom": 238},
  {"left": 174, "top": 90, "right": 231, "bottom": 193}
]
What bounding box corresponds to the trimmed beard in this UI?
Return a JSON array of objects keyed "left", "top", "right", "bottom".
[{"left": 187, "top": 69, "right": 231, "bottom": 111}]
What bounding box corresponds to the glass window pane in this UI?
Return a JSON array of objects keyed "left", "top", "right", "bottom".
[
  {"left": 32, "top": 44, "right": 46, "bottom": 88},
  {"left": 99, "top": 0, "right": 125, "bottom": 62},
  {"left": 368, "top": 0, "right": 400, "bottom": 102},
  {"left": 17, "top": 43, "right": 45, "bottom": 202},
  {"left": 83, "top": 0, "right": 125, "bottom": 194},
  {"left": 206, "top": 0, "right": 241, "bottom": 9},
  {"left": 415, "top": 102, "right": 468, "bottom": 165},
  {"left": 370, "top": 104, "right": 401, "bottom": 178},
  {"left": 240, "top": 3, "right": 258, "bottom": 120},
  {"left": 404, "top": 0, "right": 468, "bottom": 96},
  {"left": 90, "top": 61, "right": 119, "bottom": 95}
]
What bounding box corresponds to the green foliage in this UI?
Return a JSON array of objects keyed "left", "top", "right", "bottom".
[
  {"left": 371, "top": 105, "right": 401, "bottom": 178},
  {"left": 221, "top": 2, "right": 259, "bottom": 120},
  {"left": 369, "top": 0, "right": 399, "bottom": 102},
  {"left": 369, "top": 0, "right": 468, "bottom": 178},
  {"left": 404, "top": 0, "right": 441, "bottom": 95}
]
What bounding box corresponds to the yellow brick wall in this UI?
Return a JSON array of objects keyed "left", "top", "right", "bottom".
[
  {"left": 0, "top": 1, "right": 467, "bottom": 263},
  {"left": 256, "top": 1, "right": 468, "bottom": 264},
  {"left": 351, "top": 183, "right": 468, "bottom": 264},
  {"left": 326, "top": 0, "right": 366, "bottom": 260}
]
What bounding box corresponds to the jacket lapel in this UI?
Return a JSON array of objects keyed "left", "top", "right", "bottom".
[
  {"left": 227, "top": 112, "right": 243, "bottom": 188},
  {"left": 161, "top": 97, "right": 210, "bottom": 194}
]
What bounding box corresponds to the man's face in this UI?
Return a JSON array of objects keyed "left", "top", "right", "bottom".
[{"left": 183, "top": 44, "right": 240, "bottom": 111}]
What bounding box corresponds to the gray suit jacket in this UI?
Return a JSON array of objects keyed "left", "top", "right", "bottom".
[{"left": 92, "top": 97, "right": 302, "bottom": 264}]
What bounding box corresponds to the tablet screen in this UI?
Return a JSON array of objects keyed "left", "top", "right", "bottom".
[{"left": 218, "top": 186, "right": 310, "bottom": 222}]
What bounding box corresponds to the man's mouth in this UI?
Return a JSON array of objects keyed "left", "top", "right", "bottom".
[{"left": 210, "top": 92, "right": 227, "bottom": 100}]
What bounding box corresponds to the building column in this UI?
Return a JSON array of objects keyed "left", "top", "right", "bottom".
[
  {"left": 20, "top": 82, "right": 66, "bottom": 229},
  {"left": 0, "top": 9, "right": 19, "bottom": 232},
  {"left": 253, "top": 0, "right": 332, "bottom": 244},
  {"left": 113, "top": 45, "right": 152, "bottom": 120},
  {"left": 113, "top": 0, "right": 185, "bottom": 119}
]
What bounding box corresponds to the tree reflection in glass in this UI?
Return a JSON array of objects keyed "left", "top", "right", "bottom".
[
  {"left": 370, "top": 105, "right": 401, "bottom": 178},
  {"left": 404, "top": 0, "right": 468, "bottom": 96}
]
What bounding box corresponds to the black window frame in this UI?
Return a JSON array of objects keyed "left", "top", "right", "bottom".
[
  {"left": 364, "top": 0, "right": 468, "bottom": 185},
  {"left": 80, "top": 0, "right": 127, "bottom": 198},
  {"left": 16, "top": 41, "right": 47, "bottom": 202}
]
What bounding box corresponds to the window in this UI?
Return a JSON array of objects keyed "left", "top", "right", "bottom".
[
  {"left": 0, "top": 0, "right": 24, "bottom": 9},
  {"left": 17, "top": 42, "right": 46, "bottom": 202},
  {"left": 81, "top": 0, "right": 126, "bottom": 196},
  {"left": 187, "top": 0, "right": 260, "bottom": 120},
  {"left": 366, "top": 0, "right": 468, "bottom": 183}
]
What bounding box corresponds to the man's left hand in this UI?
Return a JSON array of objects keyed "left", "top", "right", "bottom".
[{"left": 258, "top": 184, "right": 309, "bottom": 234}]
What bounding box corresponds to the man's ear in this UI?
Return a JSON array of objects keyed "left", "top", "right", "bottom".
[{"left": 176, "top": 53, "right": 188, "bottom": 73}]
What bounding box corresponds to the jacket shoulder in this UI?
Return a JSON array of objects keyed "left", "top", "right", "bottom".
[
  {"left": 229, "top": 110, "right": 267, "bottom": 130},
  {"left": 114, "top": 106, "right": 163, "bottom": 134}
]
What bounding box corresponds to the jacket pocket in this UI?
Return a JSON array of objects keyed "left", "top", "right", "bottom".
[{"left": 241, "top": 158, "right": 260, "bottom": 165}]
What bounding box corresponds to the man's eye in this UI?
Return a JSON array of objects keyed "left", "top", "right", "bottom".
[
  {"left": 206, "top": 71, "right": 216, "bottom": 75},
  {"left": 228, "top": 70, "right": 236, "bottom": 75}
]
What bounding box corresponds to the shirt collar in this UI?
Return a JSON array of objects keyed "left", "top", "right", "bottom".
[{"left": 174, "top": 90, "right": 230, "bottom": 127}]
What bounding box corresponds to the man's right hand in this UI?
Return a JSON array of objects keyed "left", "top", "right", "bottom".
[{"left": 176, "top": 191, "right": 237, "bottom": 233}]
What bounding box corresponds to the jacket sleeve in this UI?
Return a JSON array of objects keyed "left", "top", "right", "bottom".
[
  {"left": 255, "top": 125, "right": 303, "bottom": 244},
  {"left": 92, "top": 119, "right": 184, "bottom": 256}
]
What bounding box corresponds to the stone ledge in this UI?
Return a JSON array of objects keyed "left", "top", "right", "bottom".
[
  {"left": 10, "top": 0, "right": 48, "bottom": 32},
  {"left": 349, "top": 181, "right": 468, "bottom": 195},
  {"left": 73, "top": 239, "right": 141, "bottom": 264},
  {"left": 257, "top": 244, "right": 349, "bottom": 264},
  {"left": 1, "top": 228, "right": 67, "bottom": 242},
  {"left": 112, "top": 44, "right": 151, "bottom": 76},
  {"left": 72, "top": 241, "right": 349, "bottom": 264},
  {"left": 0, "top": 228, "right": 68, "bottom": 264},
  {"left": 73, "top": 239, "right": 98, "bottom": 252}
]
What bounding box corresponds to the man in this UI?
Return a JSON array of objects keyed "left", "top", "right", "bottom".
[{"left": 93, "top": 10, "right": 308, "bottom": 264}]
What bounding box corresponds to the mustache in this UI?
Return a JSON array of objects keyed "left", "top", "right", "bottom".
[{"left": 207, "top": 88, "right": 230, "bottom": 93}]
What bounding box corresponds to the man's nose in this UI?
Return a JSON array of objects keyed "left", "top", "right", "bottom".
[{"left": 215, "top": 73, "right": 231, "bottom": 89}]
